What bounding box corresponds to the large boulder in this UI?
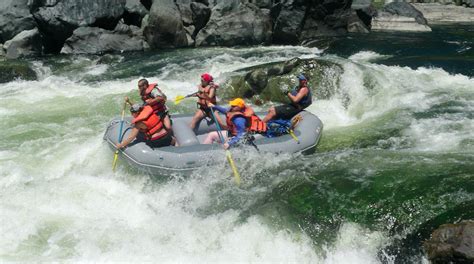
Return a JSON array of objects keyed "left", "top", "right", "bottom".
[
  {"left": 61, "top": 25, "right": 148, "bottom": 54},
  {"left": 0, "top": 0, "right": 37, "bottom": 43},
  {"left": 33, "top": 0, "right": 126, "bottom": 53},
  {"left": 191, "top": 2, "right": 211, "bottom": 35},
  {"left": 143, "top": 0, "right": 188, "bottom": 48},
  {"left": 0, "top": 60, "right": 37, "bottom": 83},
  {"left": 4, "top": 28, "right": 42, "bottom": 59},
  {"left": 195, "top": 2, "right": 272, "bottom": 46},
  {"left": 273, "top": 5, "right": 306, "bottom": 44},
  {"left": 424, "top": 221, "right": 474, "bottom": 263}
]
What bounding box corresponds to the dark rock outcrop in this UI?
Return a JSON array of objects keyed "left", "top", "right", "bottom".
[
  {"left": 3, "top": 28, "right": 42, "bottom": 59},
  {"left": 61, "top": 24, "right": 148, "bottom": 54},
  {"left": 195, "top": 2, "right": 272, "bottom": 46},
  {"left": 123, "top": 0, "right": 148, "bottom": 27},
  {"left": 0, "top": 60, "right": 37, "bottom": 83},
  {"left": 143, "top": 0, "right": 188, "bottom": 48},
  {"left": 33, "top": 0, "right": 126, "bottom": 53},
  {"left": 424, "top": 221, "right": 474, "bottom": 264},
  {"left": 0, "top": 0, "right": 37, "bottom": 43}
]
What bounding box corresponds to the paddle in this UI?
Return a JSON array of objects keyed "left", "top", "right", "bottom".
[
  {"left": 288, "top": 114, "right": 302, "bottom": 144},
  {"left": 112, "top": 100, "right": 127, "bottom": 171},
  {"left": 174, "top": 92, "right": 198, "bottom": 105},
  {"left": 209, "top": 107, "right": 241, "bottom": 186}
]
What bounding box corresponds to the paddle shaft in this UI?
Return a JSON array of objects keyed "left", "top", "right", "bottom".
[
  {"left": 209, "top": 107, "right": 241, "bottom": 186},
  {"left": 112, "top": 101, "right": 127, "bottom": 171}
]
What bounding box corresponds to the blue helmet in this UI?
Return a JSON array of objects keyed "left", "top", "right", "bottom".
[{"left": 297, "top": 74, "right": 307, "bottom": 81}]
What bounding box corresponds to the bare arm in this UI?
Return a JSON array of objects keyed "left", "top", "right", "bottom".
[
  {"left": 116, "top": 127, "right": 140, "bottom": 149},
  {"left": 287, "top": 87, "right": 309, "bottom": 104}
]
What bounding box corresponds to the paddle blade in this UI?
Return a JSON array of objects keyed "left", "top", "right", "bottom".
[
  {"left": 174, "top": 95, "right": 186, "bottom": 105},
  {"left": 112, "top": 150, "right": 119, "bottom": 171},
  {"left": 226, "top": 150, "right": 241, "bottom": 186}
]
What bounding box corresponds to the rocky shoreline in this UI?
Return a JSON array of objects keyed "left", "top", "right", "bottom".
[{"left": 1, "top": 1, "right": 473, "bottom": 59}]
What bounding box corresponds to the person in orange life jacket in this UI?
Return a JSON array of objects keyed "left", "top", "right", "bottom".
[
  {"left": 262, "top": 74, "right": 312, "bottom": 123},
  {"left": 116, "top": 104, "right": 175, "bottom": 149},
  {"left": 189, "top": 73, "right": 225, "bottom": 130},
  {"left": 203, "top": 98, "right": 266, "bottom": 149},
  {"left": 136, "top": 78, "right": 172, "bottom": 131}
]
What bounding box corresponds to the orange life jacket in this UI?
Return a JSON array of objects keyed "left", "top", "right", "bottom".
[
  {"left": 225, "top": 106, "right": 267, "bottom": 136},
  {"left": 132, "top": 105, "right": 167, "bottom": 140},
  {"left": 140, "top": 83, "right": 166, "bottom": 114},
  {"left": 197, "top": 82, "right": 218, "bottom": 108}
]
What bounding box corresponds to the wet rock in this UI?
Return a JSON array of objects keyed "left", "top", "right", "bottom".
[
  {"left": 61, "top": 25, "right": 148, "bottom": 54},
  {"left": 177, "top": 0, "right": 193, "bottom": 26},
  {"left": 195, "top": 2, "right": 272, "bottom": 46},
  {"left": 143, "top": 0, "right": 188, "bottom": 49},
  {"left": 4, "top": 28, "right": 42, "bottom": 59},
  {"left": 33, "top": 0, "right": 126, "bottom": 53},
  {"left": 372, "top": 12, "right": 431, "bottom": 32},
  {"left": 412, "top": 3, "right": 474, "bottom": 24},
  {"left": 424, "top": 221, "right": 474, "bottom": 264},
  {"left": 0, "top": 60, "right": 37, "bottom": 83},
  {"left": 0, "top": 44, "right": 5, "bottom": 57},
  {"left": 0, "top": 0, "right": 37, "bottom": 43}
]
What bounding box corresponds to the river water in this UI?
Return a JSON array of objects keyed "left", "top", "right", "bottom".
[{"left": 1, "top": 25, "right": 473, "bottom": 262}]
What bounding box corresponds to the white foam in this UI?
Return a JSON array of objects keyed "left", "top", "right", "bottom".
[{"left": 349, "top": 51, "right": 391, "bottom": 63}]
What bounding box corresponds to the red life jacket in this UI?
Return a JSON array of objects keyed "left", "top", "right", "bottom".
[
  {"left": 197, "top": 82, "right": 218, "bottom": 108},
  {"left": 140, "top": 83, "right": 166, "bottom": 114},
  {"left": 225, "top": 106, "right": 267, "bottom": 136},
  {"left": 132, "top": 105, "right": 167, "bottom": 140}
]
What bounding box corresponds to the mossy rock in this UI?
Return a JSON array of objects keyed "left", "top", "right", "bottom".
[
  {"left": 220, "top": 58, "right": 343, "bottom": 104},
  {"left": 0, "top": 60, "right": 37, "bottom": 83}
]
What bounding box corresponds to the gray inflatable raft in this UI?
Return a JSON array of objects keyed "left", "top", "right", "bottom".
[{"left": 104, "top": 111, "right": 323, "bottom": 175}]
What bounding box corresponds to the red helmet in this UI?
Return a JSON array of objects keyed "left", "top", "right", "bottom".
[{"left": 201, "top": 73, "right": 213, "bottom": 83}]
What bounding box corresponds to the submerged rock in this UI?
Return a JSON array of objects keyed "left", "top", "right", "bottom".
[
  {"left": 221, "top": 58, "right": 343, "bottom": 104},
  {"left": 424, "top": 221, "right": 474, "bottom": 264},
  {"left": 0, "top": 60, "right": 37, "bottom": 83}
]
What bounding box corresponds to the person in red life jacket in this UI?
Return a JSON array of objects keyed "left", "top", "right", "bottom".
[
  {"left": 116, "top": 104, "right": 175, "bottom": 149},
  {"left": 189, "top": 73, "right": 225, "bottom": 130},
  {"left": 262, "top": 74, "right": 312, "bottom": 123},
  {"left": 136, "top": 78, "right": 172, "bottom": 131},
  {"left": 203, "top": 98, "right": 266, "bottom": 149}
]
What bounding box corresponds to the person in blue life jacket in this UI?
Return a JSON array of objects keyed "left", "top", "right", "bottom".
[
  {"left": 203, "top": 98, "right": 266, "bottom": 149},
  {"left": 262, "top": 74, "right": 312, "bottom": 123}
]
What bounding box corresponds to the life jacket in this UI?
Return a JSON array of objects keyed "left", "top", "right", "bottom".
[
  {"left": 291, "top": 85, "right": 312, "bottom": 109},
  {"left": 225, "top": 106, "right": 267, "bottom": 136},
  {"left": 197, "top": 82, "right": 218, "bottom": 109},
  {"left": 140, "top": 83, "right": 167, "bottom": 114},
  {"left": 132, "top": 105, "right": 167, "bottom": 140}
]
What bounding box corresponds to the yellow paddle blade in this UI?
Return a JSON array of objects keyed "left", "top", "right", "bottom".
[
  {"left": 173, "top": 95, "right": 186, "bottom": 105},
  {"left": 112, "top": 150, "right": 119, "bottom": 171},
  {"left": 289, "top": 129, "right": 300, "bottom": 144},
  {"left": 226, "top": 150, "right": 241, "bottom": 186}
]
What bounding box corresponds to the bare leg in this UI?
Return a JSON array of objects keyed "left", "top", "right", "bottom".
[
  {"left": 190, "top": 110, "right": 205, "bottom": 130},
  {"left": 203, "top": 131, "right": 228, "bottom": 144},
  {"left": 262, "top": 106, "right": 276, "bottom": 123}
]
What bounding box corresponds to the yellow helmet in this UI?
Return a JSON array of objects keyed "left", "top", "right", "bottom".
[{"left": 229, "top": 98, "right": 245, "bottom": 108}]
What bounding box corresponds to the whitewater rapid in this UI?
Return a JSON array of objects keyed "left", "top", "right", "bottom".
[{"left": 1, "top": 45, "right": 472, "bottom": 262}]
